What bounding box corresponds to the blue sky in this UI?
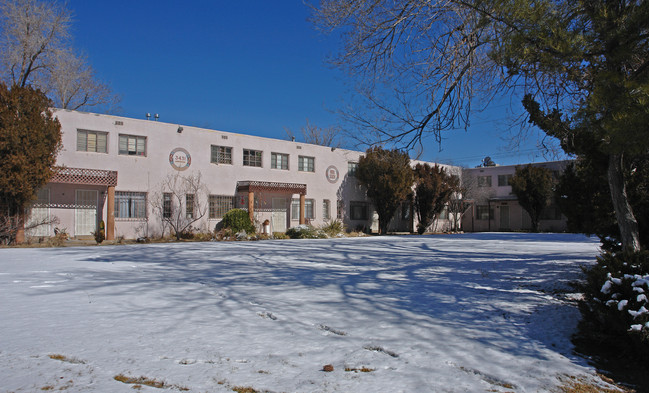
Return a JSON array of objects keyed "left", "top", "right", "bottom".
[{"left": 68, "top": 1, "right": 564, "bottom": 167}]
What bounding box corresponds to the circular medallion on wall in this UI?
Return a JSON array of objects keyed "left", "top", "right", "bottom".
[
  {"left": 325, "top": 165, "right": 339, "bottom": 183},
  {"left": 169, "top": 148, "right": 191, "bottom": 171}
]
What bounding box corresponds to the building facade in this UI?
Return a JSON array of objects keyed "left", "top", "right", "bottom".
[
  {"left": 25, "top": 110, "right": 460, "bottom": 240},
  {"left": 23, "top": 110, "right": 570, "bottom": 241},
  {"left": 461, "top": 161, "right": 570, "bottom": 232}
]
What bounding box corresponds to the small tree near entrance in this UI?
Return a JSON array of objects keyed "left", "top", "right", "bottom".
[
  {"left": 510, "top": 165, "right": 554, "bottom": 232},
  {"left": 151, "top": 172, "right": 207, "bottom": 240},
  {"left": 356, "top": 147, "right": 413, "bottom": 235}
]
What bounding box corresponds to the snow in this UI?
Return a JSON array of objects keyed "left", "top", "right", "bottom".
[{"left": 0, "top": 233, "right": 618, "bottom": 392}]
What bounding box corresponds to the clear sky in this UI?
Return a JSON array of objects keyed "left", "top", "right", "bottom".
[{"left": 68, "top": 1, "right": 566, "bottom": 168}]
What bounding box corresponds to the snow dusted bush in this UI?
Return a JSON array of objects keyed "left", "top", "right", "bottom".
[
  {"left": 579, "top": 250, "right": 649, "bottom": 358},
  {"left": 222, "top": 209, "right": 255, "bottom": 234},
  {"left": 285, "top": 225, "right": 327, "bottom": 239}
]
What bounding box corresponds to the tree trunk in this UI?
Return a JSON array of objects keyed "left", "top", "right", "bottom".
[{"left": 607, "top": 153, "right": 641, "bottom": 251}]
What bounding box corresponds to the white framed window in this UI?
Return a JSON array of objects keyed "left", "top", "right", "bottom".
[
  {"left": 115, "top": 192, "right": 147, "bottom": 219},
  {"left": 476, "top": 205, "right": 492, "bottom": 220},
  {"left": 119, "top": 134, "right": 146, "bottom": 156},
  {"left": 477, "top": 176, "right": 492, "bottom": 187},
  {"left": 298, "top": 156, "right": 315, "bottom": 172},
  {"left": 243, "top": 149, "right": 262, "bottom": 167},
  {"left": 77, "top": 129, "right": 107, "bottom": 153},
  {"left": 323, "top": 199, "right": 331, "bottom": 220},
  {"left": 271, "top": 152, "right": 289, "bottom": 170},
  {"left": 290, "top": 198, "right": 315, "bottom": 220},
  {"left": 211, "top": 145, "right": 232, "bottom": 164},
  {"left": 209, "top": 195, "right": 235, "bottom": 219}
]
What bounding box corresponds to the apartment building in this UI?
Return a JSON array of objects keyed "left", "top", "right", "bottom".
[
  {"left": 25, "top": 110, "right": 460, "bottom": 240},
  {"left": 461, "top": 161, "right": 570, "bottom": 232}
]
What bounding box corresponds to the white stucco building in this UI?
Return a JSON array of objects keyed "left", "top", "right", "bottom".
[{"left": 23, "top": 109, "right": 569, "bottom": 241}]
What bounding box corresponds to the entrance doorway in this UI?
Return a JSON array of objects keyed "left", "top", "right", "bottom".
[
  {"left": 499, "top": 205, "right": 510, "bottom": 231},
  {"left": 75, "top": 189, "right": 98, "bottom": 237},
  {"left": 271, "top": 198, "right": 287, "bottom": 233}
]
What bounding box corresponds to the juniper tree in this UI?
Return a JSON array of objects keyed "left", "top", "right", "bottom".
[
  {"left": 412, "top": 163, "right": 457, "bottom": 234},
  {"left": 509, "top": 165, "right": 554, "bottom": 232},
  {"left": 356, "top": 147, "right": 413, "bottom": 235}
]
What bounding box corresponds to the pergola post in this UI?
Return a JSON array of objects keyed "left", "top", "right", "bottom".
[
  {"left": 299, "top": 194, "right": 306, "bottom": 225},
  {"left": 248, "top": 190, "right": 255, "bottom": 223},
  {"left": 106, "top": 186, "right": 115, "bottom": 240}
]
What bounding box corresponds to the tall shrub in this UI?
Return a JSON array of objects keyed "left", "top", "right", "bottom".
[{"left": 222, "top": 209, "right": 255, "bottom": 234}]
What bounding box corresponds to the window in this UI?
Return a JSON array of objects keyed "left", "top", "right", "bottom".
[
  {"left": 323, "top": 199, "right": 331, "bottom": 220},
  {"left": 477, "top": 176, "right": 492, "bottom": 187},
  {"left": 163, "top": 193, "right": 172, "bottom": 218},
  {"left": 298, "top": 156, "right": 315, "bottom": 172},
  {"left": 290, "top": 198, "right": 315, "bottom": 220},
  {"left": 337, "top": 200, "right": 344, "bottom": 220},
  {"left": 271, "top": 152, "right": 289, "bottom": 170},
  {"left": 498, "top": 174, "right": 513, "bottom": 187},
  {"left": 186, "top": 194, "right": 195, "bottom": 219},
  {"left": 77, "top": 130, "right": 107, "bottom": 153},
  {"left": 211, "top": 145, "right": 232, "bottom": 164},
  {"left": 476, "top": 205, "right": 492, "bottom": 220},
  {"left": 119, "top": 134, "right": 146, "bottom": 156},
  {"left": 348, "top": 162, "right": 358, "bottom": 177},
  {"left": 243, "top": 149, "right": 262, "bottom": 167},
  {"left": 209, "top": 195, "right": 235, "bottom": 219},
  {"left": 350, "top": 201, "right": 369, "bottom": 220},
  {"left": 439, "top": 206, "right": 448, "bottom": 219},
  {"left": 115, "top": 192, "right": 147, "bottom": 219}
]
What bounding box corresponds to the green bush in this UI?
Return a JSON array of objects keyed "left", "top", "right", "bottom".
[
  {"left": 285, "top": 225, "right": 327, "bottom": 239},
  {"left": 221, "top": 209, "right": 255, "bottom": 234},
  {"left": 578, "top": 250, "right": 649, "bottom": 359}
]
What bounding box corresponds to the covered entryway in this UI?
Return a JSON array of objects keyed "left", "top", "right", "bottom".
[
  {"left": 236, "top": 181, "right": 307, "bottom": 227},
  {"left": 48, "top": 167, "right": 118, "bottom": 240}
]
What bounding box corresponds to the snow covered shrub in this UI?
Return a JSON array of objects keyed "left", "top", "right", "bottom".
[
  {"left": 222, "top": 209, "right": 255, "bottom": 234},
  {"left": 579, "top": 250, "right": 649, "bottom": 358},
  {"left": 285, "top": 225, "right": 327, "bottom": 239}
]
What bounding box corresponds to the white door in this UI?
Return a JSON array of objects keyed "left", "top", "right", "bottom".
[
  {"left": 27, "top": 188, "right": 50, "bottom": 237},
  {"left": 271, "top": 198, "right": 287, "bottom": 233},
  {"left": 75, "top": 189, "right": 98, "bottom": 237}
]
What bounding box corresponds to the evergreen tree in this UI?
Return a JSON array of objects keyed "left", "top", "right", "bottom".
[
  {"left": 356, "top": 147, "right": 413, "bottom": 235},
  {"left": 0, "top": 83, "right": 61, "bottom": 243},
  {"left": 413, "top": 163, "right": 457, "bottom": 234},
  {"left": 509, "top": 165, "right": 554, "bottom": 232}
]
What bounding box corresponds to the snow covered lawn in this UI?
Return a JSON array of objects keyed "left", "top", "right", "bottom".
[{"left": 0, "top": 233, "right": 615, "bottom": 392}]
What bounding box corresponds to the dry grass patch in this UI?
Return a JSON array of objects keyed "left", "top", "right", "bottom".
[
  {"left": 344, "top": 366, "right": 375, "bottom": 373},
  {"left": 48, "top": 354, "right": 85, "bottom": 364},
  {"left": 555, "top": 375, "right": 634, "bottom": 393},
  {"left": 114, "top": 374, "right": 165, "bottom": 389},
  {"left": 231, "top": 387, "right": 259, "bottom": 393}
]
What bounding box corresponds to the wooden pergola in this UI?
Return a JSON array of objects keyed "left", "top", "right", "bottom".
[
  {"left": 236, "top": 181, "right": 307, "bottom": 224},
  {"left": 49, "top": 167, "right": 119, "bottom": 240}
]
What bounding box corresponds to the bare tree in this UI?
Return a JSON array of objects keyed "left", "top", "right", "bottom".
[
  {"left": 151, "top": 172, "right": 208, "bottom": 240},
  {"left": 0, "top": 0, "right": 118, "bottom": 110},
  {"left": 311, "top": 0, "right": 502, "bottom": 151},
  {"left": 285, "top": 118, "right": 342, "bottom": 147}
]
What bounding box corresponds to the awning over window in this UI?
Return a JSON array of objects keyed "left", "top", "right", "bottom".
[
  {"left": 236, "top": 181, "right": 306, "bottom": 195},
  {"left": 50, "top": 167, "right": 118, "bottom": 187}
]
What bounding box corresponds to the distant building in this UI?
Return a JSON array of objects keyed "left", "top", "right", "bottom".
[{"left": 461, "top": 161, "right": 570, "bottom": 232}]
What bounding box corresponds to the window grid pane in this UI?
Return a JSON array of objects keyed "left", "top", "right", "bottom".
[
  {"left": 323, "top": 199, "right": 331, "bottom": 220},
  {"left": 119, "top": 134, "right": 146, "bottom": 156},
  {"left": 209, "top": 195, "right": 234, "bottom": 219},
  {"left": 186, "top": 194, "right": 195, "bottom": 219},
  {"left": 77, "top": 130, "right": 107, "bottom": 153},
  {"left": 243, "top": 149, "right": 262, "bottom": 167},
  {"left": 211, "top": 145, "right": 232, "bottom": 164},
  {"left": 271, "top": 153, "right": 288, "bottom": 170},
  {"left": 298, "top": 156, "right": 315, "bottom": 172},
  {"left": 115, "top": 192, "right": 147, "bottom": 219},
  {"left": 163, "top": 193, "right": 172, "bottom": 218}
]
